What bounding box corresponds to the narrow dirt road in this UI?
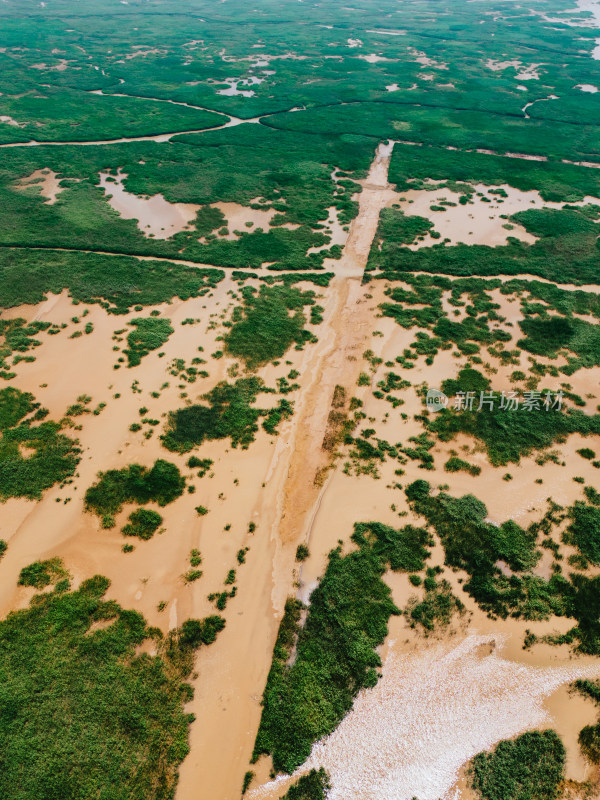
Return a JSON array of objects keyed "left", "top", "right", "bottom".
[{"left": 175, "top": 141, "right": 396, "bottom": 800}]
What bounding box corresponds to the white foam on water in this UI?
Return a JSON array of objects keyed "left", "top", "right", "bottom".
[{"left": 253, "top": 634, "right": 600, "bottom": 800}]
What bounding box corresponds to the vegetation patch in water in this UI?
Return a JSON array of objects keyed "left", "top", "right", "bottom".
[
  {"left": 470, "top": 730, "right": 565, "bottom": 800},
  {"left": 125, "top": 317, "right": 173, "bottom": 367},
  {"left": 84, "top": 459, "right": 185, "bottom": 528},
  {"left": 0, "top": 572, "right": 225, "bottom": 800},
  {"left": 162, "top": 377, "right": 292, "bottom": 452},
  {"left": 225, "top": 285, "right": 318, "bottom": 369},
  {"left": 0, "top": 387, "right": 80, "bottom": 500},
  {"left": 253, "top": 521, "right": 430, "bottom": 773}
]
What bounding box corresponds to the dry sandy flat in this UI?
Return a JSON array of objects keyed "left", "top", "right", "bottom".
[{"left": 3, "top": 141, "right": 600, "bottom": 800}]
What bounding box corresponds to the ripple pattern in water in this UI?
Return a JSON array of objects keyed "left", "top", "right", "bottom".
[{"left": 254, "top": 634, "right": 600, "bottom": 800}]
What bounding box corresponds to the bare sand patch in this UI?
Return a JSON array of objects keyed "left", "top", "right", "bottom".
[
  {"left": 358, "top": 53, "right": 392, "bottom": 63},
  {"left": 215, "top": 76, "right": 264, "bottom": 97},
  {"left": 366, "top": 28, "right": 407, "bottom": 36},
  {"left": 408, "top": 47, "right": 448, "bottom": 69},
  {"left": 486, "top": 58, "right": 542, "bottom": 79},
  {"left": 123, "top": 47, "right": 167, "bottom": 60},
  {"left": 98, "top": 170, "right": 200, "bottom": 238}
]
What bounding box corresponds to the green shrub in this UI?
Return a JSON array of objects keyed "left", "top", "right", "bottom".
[
  {"left": 225, "top": 285, "right": 317, "bottom": 368},
  {"left": 564, "top": 503, "right": 600, "bottom": 564},
  {"left": 253, "top": 522, "right": 430, "bottom": 773},
  {"left": 470, "top": 730, "right": 565, "bottom": 800},
  {"left": 162, "top": 377, "right": 288, "bottom": 452},
  {"left": 0, "top": 388, "right": 80, "bottom": 500},
  {"left": 444, "top": 456, "right": 481, "bottom": 476},
  {"left": 84, "top": 460, "right": 185, "bottom": 522},
  {"left": 121, "top": 508, "right": 163, "bottom": 540},
  {"left": 125, "top": 317, "right": 173, "bottom": 367},
  {"left": 295, "top": 544, "right": 310, "bottom": 562},
  {"left": 430, "top": 369, "right": 600, "bottom": 466},
  {"left": 0, "top": 574, "right": 224, "bottom": 800},
  {"left": 18, "top": 557, "right": 67, "bottom": 588},
  {"left": 281, "top": 769, "right": 330, "bottom": 800}
]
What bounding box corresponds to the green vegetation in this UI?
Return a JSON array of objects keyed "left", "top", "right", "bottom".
[
  {"left": 280, "top": 769, "right": 331, "bottom": 800},
  {"left": 563, "top": 503, "right": 600, "bottom": 565},
  {"left": 0, "top": 387, "right": 80, "bottom": 500},
  {"left": 186, "top": 456, "right": 213, "bottom": 476},
  {"left": 408, "top": 575, "right": 464, "bottom": 631},
  {"left": 517, "top": 314, "right": 600, "bottom": 374},
  {"left": 0, "top": 317, "right": 59, "bottom": 380},
  {"left": 18, "top": 557, "right": 67, "bottom": 588},
  {"left": 0, "top": 249, "right": 224, "bottom": 314},
  {"left": 253, "top": 521, "right": 430, "bottom": 773},
  {"left": 470, "top": 730, "right": 565, "bottom": 800},
  {"left": 84, "top": 460, "right": 185, "bottom": 528},
  {"left": 225, "top": 285, "right": 318, "bottom": 368},
  {"left": 241, "top": 771, "right": 255, "bottom": 795},
  {"left": 573, "top": 679, "right": 600, "bottom": 763},
  {"left": 295, "top": 544, "right": 310, "bottom": 562},
  {"left": 574, "top": 679, "right": 600, "bottom": 706},
  {"left": 369, "top": 206, "right": 600, "bottom": 285},
  {"left": 407, "top": 480, "right": 600, "bottom": 653},
  {"left": 162, "top": 377, "right": 291, "bottom": 453},
  {"left": 444, "top": 456, "right": 481, "bottom": 477},
  {"left": 121, "top": 508, "right": 163, "bottom": 540},
  {"left": 429, "top": 369, "right": 600, "bottom": 466},
  {"left": 405, "top": 480, "right": 560, "bottom": 620},
  {"left": 0, "top": 572, "right": 225, "bottom": 800},
  {"left": 370, "top": 207, "right": 433, "bottom": 251},
  {"left": 389, "top": 143, "right": 600, "bottom": 203},
  {"left": 125, "top": 317, "right": 173, "bottom": 367}
]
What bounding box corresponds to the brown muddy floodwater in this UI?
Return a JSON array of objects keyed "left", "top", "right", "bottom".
[{"left": 252, "top": 634, "right": 600, "bottom": 800}]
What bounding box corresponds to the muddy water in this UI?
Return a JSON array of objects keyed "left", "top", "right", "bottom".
[
  {"left": 252, "top": 633, "right": 599, "bottom": 800},
  {"left": 14, "top": 168, "right": 65, "bottom": 203},
  {"left": 248, "top": 267, "right": 600, "bottom": 799},
  {"left": 5, "top": 132, "right": 600, "bottom": 800},
  {"left": 172, "top": 142, "right": 395, "bottom": 800},
  {"left": 326, "top": 140, "right": 397, "bottom": 277},
  {"left": 98, "top": 170, "right": 200, "bottom": 238},
  {"left": 395, "top": 183, "right": 600, "bottom": 249},
  {"left": 209, "top": 201, "right": 276, "bottom": 238}
]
